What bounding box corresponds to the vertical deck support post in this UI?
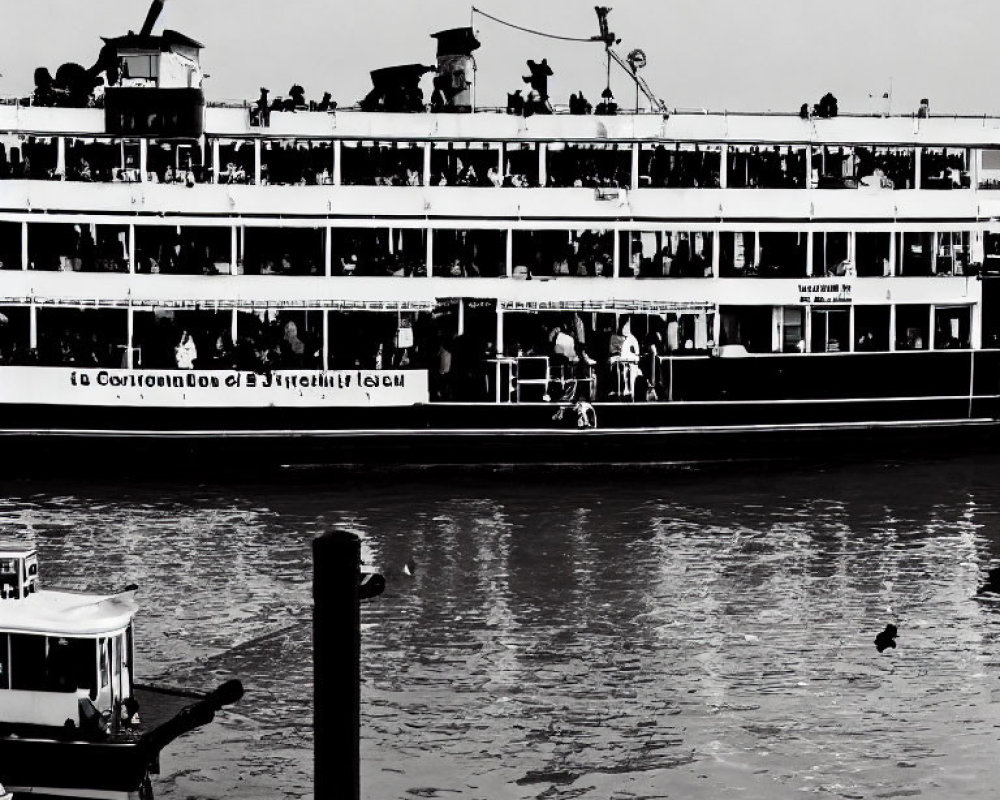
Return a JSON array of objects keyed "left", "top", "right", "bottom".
[{"left": 313, "top": 531, "right": 361, "bottom": 800}]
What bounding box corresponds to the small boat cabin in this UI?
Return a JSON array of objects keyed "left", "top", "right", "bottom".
[{"left": 0, "top": 545, "right": 136, "bottom": 732}]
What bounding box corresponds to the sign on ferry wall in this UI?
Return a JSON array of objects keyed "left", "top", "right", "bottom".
[
  {"left": 797, "top": 282, "right": 852, "bottom": 304},
  {"left": 0, "top": 368, "right": 429, "bottom": 408}
]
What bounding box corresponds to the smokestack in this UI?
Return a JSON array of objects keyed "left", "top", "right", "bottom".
[
  {"left": 430, "top": 28, "right": 480, "bottom": 111},
  {"left": 139, "top": 0, "right": 166, "bottom": 37}
]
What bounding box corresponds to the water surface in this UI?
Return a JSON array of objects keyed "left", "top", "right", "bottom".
[{"left": 2, "top": 457, "right": 1000, "bottom": 799}]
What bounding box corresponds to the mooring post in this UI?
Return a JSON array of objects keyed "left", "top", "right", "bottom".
[{"left": 314, "top": 531, "right": 361, "bottom": 800}]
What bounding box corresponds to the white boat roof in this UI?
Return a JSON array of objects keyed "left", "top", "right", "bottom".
[{"left": 0, "top": 590, "right": 137, "bottom": 638}]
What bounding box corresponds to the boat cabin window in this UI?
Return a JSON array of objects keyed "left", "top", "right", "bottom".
[
  {"left": 935, "top": 232, "right": 970, "bottom": 275},
  {"left": 1, "top": 634, "right": 94, "bottom": 694},
  {"left": 434, "top": 229, "right": 506, "bottom": 277},
  {"left": 332, "top": 227, "right": 425, "bottom": 277},
  {"left": 22, "top": 137, "right": 58, "bottom": 179},
  {"left": 121, "top": 53, "right": 160, "bottom": 81},
  {"left": 778, "top": 307, "right": 805, "bottom": 353},
  {"left": 512, "top": 230, "right": 613, "bottom": 278},
  {"left": 856, "top": 232, "right": 892, "bottom": 277},
  {"left": 620, "top": 230, "right": 712, "bottom": 278},
  {"left": 64, "top": 138, "right": 128, "bottom": 183},
  {"left": 430, "top": 142, "right": 502, "bottom": 187},
  {"left": 131, "top": 307, "right": 233, "bottom": 370},
  {"left": 639, "top": 143, "right": 721, "bottom": 188},
  {"left": 719, "top": 232, "right": 758, "bottom": 277},
  {"left": 895, "top": 304, "right": 930, "bottom": 350},
  {"left": 235, "top": 308, "right": 322, "bottom": 370},
  {"left": 0, "top": 306, "right": 30, "bottom": 365},
  {"left": 855, "top": 306, "right": 891, "bottom": 351},
  {"left": 260, "top": 139, "right": 334, "bottom": 186},
  {"left": 326, "top": 309, "right": 416, "bottom": 371},
  {"left": 728, "top": 144, "right": 806, "bottom": 189},
  {"left": 341, "top": 140, "right": 423, "bottom": 187},
  {"left": 243, "top": 225, "right": 326, "bottom": 276},
  {"left": 35, "top": 308, "right": 127, "bottom": 368},
  {"left": 934, "top": 306, "right": 971, "bottom": 349},
  {"left": 921, "top": 147, "right": 969, "bottom": 190},
  {"left": 899, "top": 232, "right": 935, "bottom": 276},
  {"left": 134, "top": 224, "right": 230, "bottom": 275},
  {"left": 545, "top": 142, "right": 631, "bottom": 188},
  {"left": 810, "top": 307, "right": 850, "bottom": 353}
]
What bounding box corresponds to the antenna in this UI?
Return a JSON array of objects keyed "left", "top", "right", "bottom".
[{"left": 139, "top": 0, "right": 167, "bottom": 37}]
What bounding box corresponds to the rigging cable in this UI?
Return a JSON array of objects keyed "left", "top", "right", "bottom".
[{"left": 470, "top": 6, "right": 598, "bottom": 43}]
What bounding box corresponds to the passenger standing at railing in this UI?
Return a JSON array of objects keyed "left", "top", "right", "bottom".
[{"left": 174, "top": 331, "right": 197, "bottom": 370}]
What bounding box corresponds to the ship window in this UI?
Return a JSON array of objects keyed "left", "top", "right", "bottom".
[
  {"left": 0, "top": 221, "right": 21, "bottom": 270},
  {"left": 855, "top": 306, "right": 890, "bottom": 351},
  {"left": 430, "top": 142, "right": 501, "bottom": 187},
  {"left": 147, "top": 139, "right": 207, "bottom": 184},
  {"left": 856, "top": 232, "right": 892, "bottom": 277},
  {"left": 934, "top": 306, "right": 971, "bottom": 349},
  {"left": 65, "top": 137, "right": 121, "bottom": 182},
  {"left": 122, "top": 54, "right": 159, "bottom": 80},
  {"left": 0, "top": 633, "right": 8, "bottom": 689},
  {"left": 341, "top": 140, "right": 423, "bottom": 186},
  {"left": 434, "top": 229, "right": 506, "bottom": 277},
  {"left": 512, "top": 230, "right": 613, "bottom": 278},
  {"left": 131, "top": 307, "right": 233, "bottom": 370},
  {"left": 979, "top": 149, "right": 1000, "bottom": 190},
  {"left": 0, "top": 305, "right": 30, "bottom": 365},
  {"left": 99, "top": 638, "right": 109, "bottom": 689},
  {"left": 719, "top": 306, "right": 772, "bottom": 353},
  {"left": 620, "top": 230, "right": 712, "bottom": 278},
  {"left": 810, "top": 308, "right": 849, "bottom": 353},
  {"left": 899, "top": 232, "right": 934, "bottom": 276},
  {"left": 758, "top": 232, "right": 807, "bottom": 278},
  {"left": 639, "top": 143, "right": 721, "bottom": 188},
  {"left": 244, "top": 226, "right": 325, "bottom": 276},
  {"left": 780, "top": 307, "right": 804, "bottom": 353},
  {"left": 546, "top": 142, "right": 631, "bottom": 188},
  {"left": 333, "top": 228, "right": 425, "bottom": 277},
  {"left": 503, "top": 142, "right": 539, "bottom": 187},
  {"left": 261, "top": 138, "right": 334, "bottom": 186},
  {"left": 35, "top": 308, "right": 127, "bottom": 368},
  {"left": 895, "top": 304, "right": 930, "bottom": 350},
  {"left": 855, "top": 146, "right": 914, "bottom": 190},
  {"left": 23, "top": 136, "right": 58, "bottom": 179},
  {"left": 134, "top": 224, "right": 230, "bottom": 276},
  {"left": 812, "top": 232, "right": 849, "bottom": 277},
  {"left": 728, "top": 144, "right": 805, "bottom": 189},
  {"left": 936, "top": 232, "right": 970, "bottom": 275},
  {"left": 27, "top": 222, "right": 128, "bottom": 273},
  {"left": 719, "top": 232, "right": 758, "bottom": 277},
  {"left": 0, "top": 133, "right": 29, "bottom": 179},
  {"left": 214, "top": 139, "right": 254, "bottom": 184},
  {"left": 921, "top": 147, "right": 969, "bottom": 190}
]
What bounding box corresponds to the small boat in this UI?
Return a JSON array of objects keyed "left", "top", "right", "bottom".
[{"left": 0, "top": 543, "right": 243, "bottom": 799}]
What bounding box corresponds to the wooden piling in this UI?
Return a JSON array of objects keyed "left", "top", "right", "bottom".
[{"left": 313, "top": 531, "right": 360, "bottom": 800}]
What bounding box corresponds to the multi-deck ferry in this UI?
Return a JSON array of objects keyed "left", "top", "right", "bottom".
[{"left": 1, "top": 2, "right": 999, "bottom": 467}]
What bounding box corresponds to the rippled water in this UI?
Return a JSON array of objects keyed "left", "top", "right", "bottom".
[{"left": 3, "top": 457, "right": 1000, "bottom": 799}]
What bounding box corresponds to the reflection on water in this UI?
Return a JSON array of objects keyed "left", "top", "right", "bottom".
[{"left": 2, "top": 458, "right": 1000, "bottom": 798}]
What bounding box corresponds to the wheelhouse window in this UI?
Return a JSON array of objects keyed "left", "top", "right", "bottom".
[
  {"left": 243, "top": 226, "right": 325, "bottom": 275},
  {"left": 812, "top": 232, "right": 850, "bottom": 277},
  {"left": 809, "top": 307, "right": 849, "bottom": 353},
  {"left": 728, "top": 144, "right": 805, "bottom": 188},
  {"left": 758, "top": 232, "right": 808, "bottom": 278},
  {"left": 895, "top": 304, "right": 930, "bottom": 350},
  {"left": 921, "top": 147, "right": 969, "bottom": 189},
  {"left": 261, "top": 139, "right": 334, "bottom": 186},
  {"left": 855, "top": 232, "right": 892, "bottom": 277},
  {"left": 333, "top": 228, "right": 426, "bottom": 276},
  {"left": 545, "top": 142, "right": 630, "bottom": 188},
  {"left": 28, "top": 222, "right": 129, "bottom": 273},
  {"left": 430, "top": 142, "right": 502, "bottom": 187},
  {"left": 854, "top": 306, "right": 890, "bottom": 351},
  {"left": 639, "top": 143, "right": 721, "bottom": 188},
  {"left": 434, "top": 229, "right": 506, "bottom": 277},
  {"left": 512, "top": 230, "right": 613, "bottom": 278},
  {"left": 719, "top": 232, "right": 758, "bottom": 277},
  {"left": 341, "top": 140, "right": 423, "bottom": 186},
  {"left": 36, "top": 308, "right": 127, "bottom": 367},
  {"left": 934, "top": 306, "right": 971, "bottom": 349},
  {"left": 135, "top": 225, "right": 230, "bottom": 275},
  {"left": 619, "top": 230, "right": 712, "bottom": 278},
  {"left": 121, "top": 53, "right": 159, "bottom": 80}
]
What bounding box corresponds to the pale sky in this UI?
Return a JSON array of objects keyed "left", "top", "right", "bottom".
[{"left": 0, "top": 0, "right": 996, "bottom": 115}]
